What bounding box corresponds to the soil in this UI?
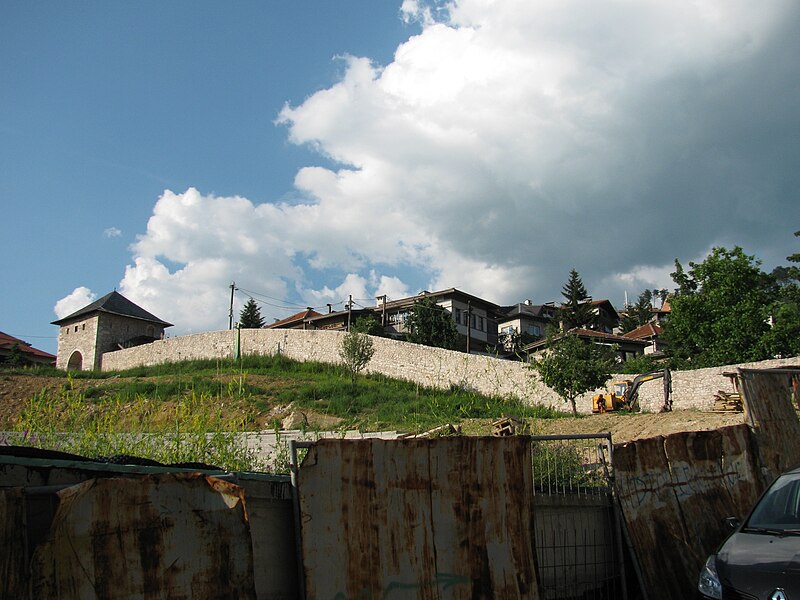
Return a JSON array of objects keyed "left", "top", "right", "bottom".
[{"left": 0, "top": 373, "right": 745, "bottom": 441}]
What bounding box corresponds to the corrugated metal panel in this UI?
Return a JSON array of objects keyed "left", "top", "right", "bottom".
[
  {"left": 739, "top": 368, "right": 800, "bottom": 483},
  {"left": 0, "top": 487, "right": 27, "bottom": 600},
  {"left": 613, "top": 425, "right": 759, "bottom": 600},
  {"left": 28, "top": 473, "right": 256, "bottom": 599},
  {"left": 297, "top": 437, "right": 540, "bottom": 599}
]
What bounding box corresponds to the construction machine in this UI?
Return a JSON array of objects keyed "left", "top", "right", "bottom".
[{"left": 592, "top": 369, "right": 672, "bottom": 413}]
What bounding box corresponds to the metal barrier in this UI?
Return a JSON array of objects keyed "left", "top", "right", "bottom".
[{"left": 531, "top": 433, "right": 629, "bottom": 600}]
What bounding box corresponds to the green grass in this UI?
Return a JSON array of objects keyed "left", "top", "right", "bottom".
[
  {"left": 6, "top": 354, "right": 569, "bottom": 432},
  {"left": 4, "top": 354, "right": 572, "bottom": 471}
]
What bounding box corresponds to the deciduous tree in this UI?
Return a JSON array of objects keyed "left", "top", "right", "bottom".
[
  {"left": 663, "top": 247, "right": 773, "bottom": 368},
  {"left": 339, "top": 331, "right": 375, "bottom": 385},
  {"left": 529, "top": 332, "right": 616, "bottom": 416},
  {"left": 406, "top": 296, "right": 459, "bottom": 350}
]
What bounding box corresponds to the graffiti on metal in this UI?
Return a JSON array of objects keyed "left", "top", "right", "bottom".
[
  {"left": 296, "top": 437, "right": 541, "bottom": 599},
  {"left": 614, "top": 425, "right": 759, "bottom": 600}
]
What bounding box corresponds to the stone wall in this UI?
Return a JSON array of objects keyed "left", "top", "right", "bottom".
[
  {"left": 56, "top": 315, "right": 100, "bottom": 370},
  {"left": 100, "top": 329, "right": 800, "bottom": 414}
]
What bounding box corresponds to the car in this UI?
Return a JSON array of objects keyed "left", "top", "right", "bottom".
[{"left": 698, "top": 465, "right": 800, "bottom": 599}]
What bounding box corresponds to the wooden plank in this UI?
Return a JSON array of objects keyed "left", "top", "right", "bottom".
[{"left": 297, "top": 438, "right": 540, "bottom": 599}]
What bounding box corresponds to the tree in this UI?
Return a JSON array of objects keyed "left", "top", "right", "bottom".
[
  {"left": 406, "top": 296, "right": 459, "bottom": 349},
  {"left": 239, "top": 298, "right": 265, "bottom": 328},
  {"left": 529, "top": 332, "right": 616, "bottom": 416},
  {"left": 620, "top": 291, "right": 655, "bottom": 333},
  {"left": 339, "top": 330, "right": 375, "bottom": 385},
  {"left": 764, "top": 230, "right": 800, "bottom": 357},
  {"left": 351, "top": 314, "right": 385, "bottom": 337},
  {"left": 560, "top": 269, "right": 595, "bottom": 330},
  {"left": 663, "top": 247, "right": 774, "bottom": 368}
]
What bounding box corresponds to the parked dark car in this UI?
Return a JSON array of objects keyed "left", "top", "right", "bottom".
[{"left": 698, "top": 465, "right": 800, "bottom": 599}]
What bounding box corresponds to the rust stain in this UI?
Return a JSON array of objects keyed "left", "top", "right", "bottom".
[
  {"left": 614, "top": 421, "right": 764, "bottom": 600},
  {"left": 298, "top": 437, "right": 540, "bottom": 599},
  {"left": 27, "top": 473, "right": 256, "bottom": 599}
]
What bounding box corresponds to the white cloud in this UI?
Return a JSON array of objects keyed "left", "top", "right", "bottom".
[
  {"left": 117, "top": 0, "right": 800, "bottom": 332},
  {"left": 103, "top": 227, "right": 122, "bottom": 238},
  {"left": 54, "top": 287, "right": 96, "bottom": 319}
]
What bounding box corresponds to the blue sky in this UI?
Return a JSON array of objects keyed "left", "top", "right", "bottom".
[{"left": 3, "top": 1, "right": 799, "bottom": 356}]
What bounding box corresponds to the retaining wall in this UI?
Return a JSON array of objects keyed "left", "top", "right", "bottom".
[{"left": 100, "top": 329, "right": 800, "bottom": 414}]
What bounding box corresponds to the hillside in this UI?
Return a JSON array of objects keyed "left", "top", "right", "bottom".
[{"left": 0, "top": 369, "right": 745, "bottom": 442}]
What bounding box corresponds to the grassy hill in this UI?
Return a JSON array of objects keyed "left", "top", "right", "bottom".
[{"left": 0, "top": 354, "right": 564, "bottom": 469}]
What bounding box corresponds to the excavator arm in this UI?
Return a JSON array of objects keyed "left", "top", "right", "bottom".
[{"left": 624, "top": 369, "right": 672, "bottom": 412}]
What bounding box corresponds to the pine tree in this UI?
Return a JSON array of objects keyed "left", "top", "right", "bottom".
[
  {"left": 560, "top": 269, "right": 594, "bottom": 330},
  {"left": 239, "top": 297, "right": 265, "bottom": 328}
]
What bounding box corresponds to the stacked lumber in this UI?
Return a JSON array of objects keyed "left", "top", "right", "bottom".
[
  {"left": 491, "top": 416, "right": 529, "bottom": 436},
  {"left": 398, "top": 423, "right": 462, "bottom": 439},
  {"left": 713, "top": 390, "right": 743, "bottom": 412}
]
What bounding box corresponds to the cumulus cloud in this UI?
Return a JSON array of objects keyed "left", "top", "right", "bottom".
[
  {"left": 276, "top": 0, "right": 800, "bottom": 305},
  {"left": 54, "top": 287, "right": 96, "bottom": 319},
  {"left": 111, "top": 0, "right": 800, "bottom": 332}
]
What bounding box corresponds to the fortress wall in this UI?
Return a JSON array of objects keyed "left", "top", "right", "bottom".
[{"left": 101, "top": 329, "right": 800, "bottom": 414}]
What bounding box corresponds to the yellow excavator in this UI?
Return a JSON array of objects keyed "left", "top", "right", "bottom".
[{"left": 592, "top": 369, "right": 672, "bottom": 413}]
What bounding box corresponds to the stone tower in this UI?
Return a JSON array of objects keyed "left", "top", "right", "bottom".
[{"left": 51, "top": 291, "right": 173, "bottom": 371}]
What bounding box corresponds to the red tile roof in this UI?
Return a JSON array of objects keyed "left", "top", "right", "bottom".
[
  {"left": 623, "top": 323, "right": 663, "bottom": 340},
  {"left": 265, "top": 308, "right": 323, "bottom": 328},
  {"left": 0, "top": 331, "right": 56, "bottom": 360}
]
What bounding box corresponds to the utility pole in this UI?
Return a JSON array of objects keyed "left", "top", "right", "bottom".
[
  {"left": 228, "top": 282, "right": 236, "bottom": 330},
  {"left": 466, "top": 301, "right": 472, "bottom": 354},
  {"left": 377, "top": 295, "right": 387, "bottom": 326},
  {"left": 347, "top": 294, "right": 353, "bottom": 332}
]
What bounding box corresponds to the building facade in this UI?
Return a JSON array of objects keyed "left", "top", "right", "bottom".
[{"left": 52, "top": 291, "right": 172, "bottom": 371}]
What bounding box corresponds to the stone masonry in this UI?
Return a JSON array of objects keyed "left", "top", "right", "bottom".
[{"left": 100, "top": 328, "right": 800, "bottom": 414}]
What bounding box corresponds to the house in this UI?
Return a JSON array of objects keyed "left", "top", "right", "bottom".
[
  {"left": 265, "top": 308, "right": 322, "bottom": 330},
  {"left": 583, "top": 299, "right": 620, "bottom": 333},
  {"left": 623, "top": 322, "right": 668, "bottom": 356},
  {"left": 497, "top": 301, "right": 557, "bottom": 345},
  {"left": 51, "top": 291, "right": 172, "bottom": 371},
  {"left": 377, "top": 288, "right": 502, "bottom": 350},
  {"left": 0, "top": 331, "right": 56, "bottom": 367},
  {"left": 654, "top": 297, "right": 671, "bottom": 323},
  {"left": 303, "top": 307, "right": 376, "bottom": 331},
  {"left": 524, "top": 328, "right": 649, "bottom": 363}
]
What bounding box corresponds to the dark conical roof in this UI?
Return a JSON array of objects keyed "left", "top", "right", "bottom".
[{"left": 51, "top": 291, "right": 173, "bottom": 327}]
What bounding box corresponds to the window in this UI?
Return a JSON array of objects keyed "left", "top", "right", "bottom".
[
  {"left": 478, "top": 316, "right": 484, "bottom": 331},
  {"left": 455, "top": 308, "right": 462, "bottom": 325},
  {"left": 501, "top": 325, "right": 515, "bottom": 335},
  {"left": 528, "top": 324, "right": 541, "bottom": 336}
]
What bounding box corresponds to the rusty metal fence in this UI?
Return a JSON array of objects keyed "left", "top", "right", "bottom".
[
  {"left": 290, "top": 434, "right": 629, "bottom": 600},
  {"left": 530, "top": 433, "right": 628, "bottom": 600}
]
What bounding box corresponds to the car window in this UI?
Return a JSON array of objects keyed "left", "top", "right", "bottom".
[{"left": 747, "top": 475, "right": 800, "bottom": 529}]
